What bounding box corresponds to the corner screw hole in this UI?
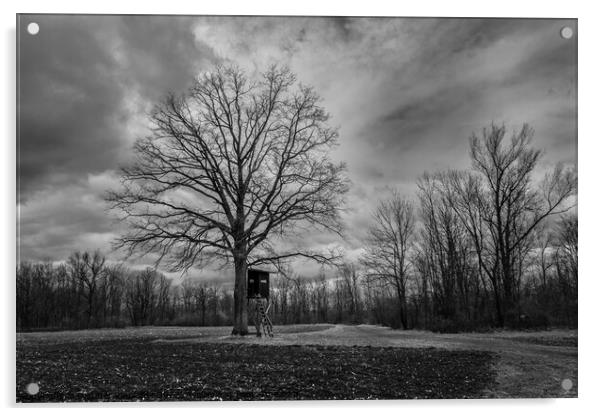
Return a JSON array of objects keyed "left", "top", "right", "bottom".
[
  {"left": 560, "top": 26, "right": 573, "bottom": 39},
  {"left": 27, "top": 22, "right": 40, "bottom": 35},
  {"left": 561, "top": 378, "right": 573, "bottom": 391},
  {"left": 26, "top": 382, "right": 39, "bottom": 395}
]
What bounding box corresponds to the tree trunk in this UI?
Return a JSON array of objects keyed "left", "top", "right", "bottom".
[
  {"left": 397, "top": 286, "right": 408, "bottom": 330},
  {"left": 491, "top": 278, "right": 504, "bottom": 327},
  {"left": 399, "top": 301, "right": 408, "bottom": 330},
  {"left": 87, "top": 287, "right": 95, "bottom": 328},
  {"left": 231, "top": 254, "right": 249, "bottom": 335}
]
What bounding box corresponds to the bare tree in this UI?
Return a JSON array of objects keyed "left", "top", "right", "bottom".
[
  {"left": 193, "top": 283, "right": 207, "bottom": 326},
  {"left": 124, "top": 268, "right": 164, "bottom": 326},
  {"left": 100, "top": 263, "right": 125, "bottom": 326},
  {"left": 67, "top": 250, "right": 106, "bottom": 328},
  {"left": 338, "top": 262, "right": 362, "bottom": 322},
  {"left": 416, "top": 173, "right": 478, "bottom": 326},
  {"left": 108, "top": 64, "right": 348, "bottom": 335},
  {"left": 361, "top": 191, "right": 415, "bottom": 329},
  {"left": 554, "top": 214, "right": 577, "bottom": 284},
  {"left": 444, "top": 123, "right": 576, "bottom": 325},
  {"left": 553, "top": 213, "right": 578, "bottom": 325}
]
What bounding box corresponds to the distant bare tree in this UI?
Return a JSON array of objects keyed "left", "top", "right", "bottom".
[
  {"left": 67, "top": 250, "right": 105, "bottom": 327},
  {"left": 100, "top": 263, "right": 125, "bottom": 326},
  {"left": 193, "top": 283, "right": 207, "bottom": 326},
  {"left": 124, "top": 268, "right": 164, "bottom": 326},
  {"left": 180, "top": 278, "right": 196, "bottom": 314},
  {"left": 108, "top": 64, "right": 348, "bottom": 335},
  {"left": 553, "top": 214, "right": 578, "bottom": 324},
  {"left": 416, "top": 173, "right": 478, "bottom": 326},
  {"left": 361, "top": 191, "right": 415, "bottom": 329},
  {"left": 338, "top": 262, "right": 362, "bottom": 322},
  {"left": 444, "top": 123, "right": 576, "bottom": 325},
  {"left": 554, "top": 214, "right": 577, "bottom": 284}
]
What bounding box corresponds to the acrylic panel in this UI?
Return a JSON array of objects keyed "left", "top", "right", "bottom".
[{"left": 16, "top": 14, "right": 577, "bottom": 402}]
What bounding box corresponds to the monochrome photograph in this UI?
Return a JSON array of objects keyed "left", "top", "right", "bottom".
[{"left": 16, "top": 14, "right": 577, "bottom": 401}]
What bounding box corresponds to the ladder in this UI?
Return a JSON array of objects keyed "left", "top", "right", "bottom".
[{"left": 253, "top": 298, "right": 273, "bottom": 337}]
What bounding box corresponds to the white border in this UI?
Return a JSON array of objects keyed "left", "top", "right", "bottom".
[{"left": 3, "top": 1, "right": 600, "bottom": 415}]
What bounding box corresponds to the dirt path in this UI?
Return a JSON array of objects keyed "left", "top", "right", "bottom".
[{"left": 180, "top": 324, "right": 577, "bottom": 398}]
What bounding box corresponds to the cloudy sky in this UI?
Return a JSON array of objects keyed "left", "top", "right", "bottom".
[{"left": 17, "top": 15, "right": 577, "bottom": 281}]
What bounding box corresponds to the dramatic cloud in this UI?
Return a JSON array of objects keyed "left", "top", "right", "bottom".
[{"left": 17, "top": 16, "right": 577, "bottom": 281}]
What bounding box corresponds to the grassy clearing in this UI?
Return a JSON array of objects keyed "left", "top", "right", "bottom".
[
  {"left": 16, "top": 324, "right": 334, "bottom": 346},
  {"left": 508, "top": 336, "right": 578, "bottom": 348},
  {"left": 16, "top": 333, "right": 494, "bottom": 402}
]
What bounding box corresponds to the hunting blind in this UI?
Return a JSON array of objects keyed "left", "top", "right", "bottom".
[
  {"left": 247, "top": 268, "right": 270, "bottom": 299},
  {"left": 247, "top": 268, "right": 273, "bottom": 337}
]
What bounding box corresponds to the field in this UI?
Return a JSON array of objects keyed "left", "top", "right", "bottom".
[{"left": 16, "top": 324, "right": 577, "bottom": 402}]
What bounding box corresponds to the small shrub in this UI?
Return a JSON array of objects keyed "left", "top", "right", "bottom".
[{"left": 505, "top": 310, "right": 550, "bottom": 330}]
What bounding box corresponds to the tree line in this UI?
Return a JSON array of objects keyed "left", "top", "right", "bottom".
[
  {"left": 17, "top": 212, "right": 576, "bottom": 333},
  {"left": 17, "top": 251, "right": 233, "bottom": 331}
]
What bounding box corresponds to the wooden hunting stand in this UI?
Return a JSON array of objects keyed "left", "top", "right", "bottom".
[{"left": 247, "top": 268, "right": 273, "bottom": 337}]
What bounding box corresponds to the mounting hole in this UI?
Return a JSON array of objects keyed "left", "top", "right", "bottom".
[
  {"left": 561, "top": 378, "right": 573, "bottom": 391},
  {"left": 27, "top": 22, "right": 39, "bottom": 35},
  {"left": 26, "top": 382, "right": 39, "bottom": 395},
  {"left": 560, "top": 26, "right": 573, "bottom": 39}
]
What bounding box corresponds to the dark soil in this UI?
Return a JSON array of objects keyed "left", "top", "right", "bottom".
[{"left": 16, "top": 338, "right": 495, "bottom": 402}]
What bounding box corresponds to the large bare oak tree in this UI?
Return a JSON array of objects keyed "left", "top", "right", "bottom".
[{"left": 108, "top": 65, "right": 348, "bottom": 335}]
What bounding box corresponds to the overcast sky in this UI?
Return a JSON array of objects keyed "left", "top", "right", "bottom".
[{"left": 17, "top": 15, "right": 577, "bottom": 282}]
